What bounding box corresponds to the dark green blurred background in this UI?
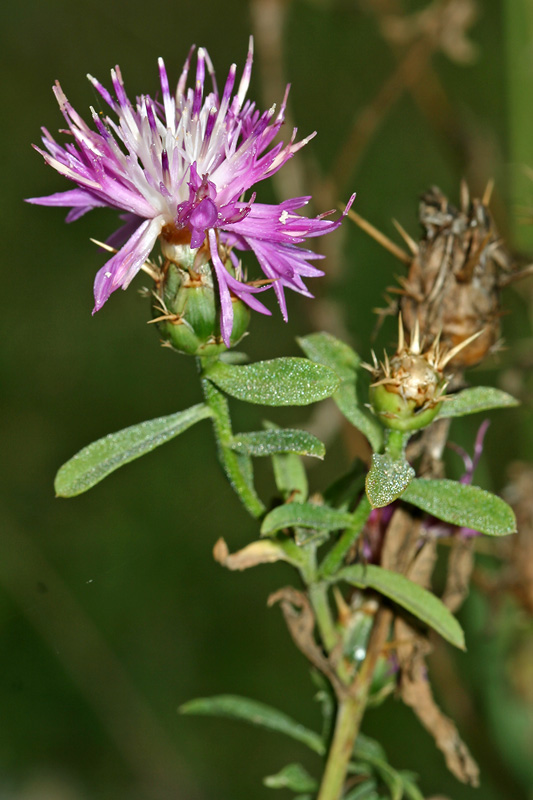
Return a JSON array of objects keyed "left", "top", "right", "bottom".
[{"left": 2, "top": 1, "right": 533, "bottom": 798}]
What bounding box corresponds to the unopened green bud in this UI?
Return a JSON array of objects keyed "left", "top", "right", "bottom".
[
  {"left": 154, "top": 262, "right": 250, "bottom": 356},
  {"left": 367, "top": 317, "right": 446, "bottom": 432},
  {"left": 370, "top": 379, "right": 442, "bottom": 432}
]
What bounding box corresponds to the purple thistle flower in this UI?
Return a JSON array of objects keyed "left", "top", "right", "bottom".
[{"left": 28, "top": 38, "right": 355, "bottom": 345}]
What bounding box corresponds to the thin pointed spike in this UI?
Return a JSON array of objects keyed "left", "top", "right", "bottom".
[
  {"left": 345, "top": 209, "right": 411, "bottom": 264},
  {"left": 411, "top": 317, "right": 421, "bottom": 354},
  {"left": 392, "top": 219, "right": 418, "bottom": 255},
  {"left": 460, "top": 179, "right": 470, "bottom": 212},
  {"left": 397, "top": 312, "right": 405, "bottom": 353},
  {"left": 439, "top": 330, "right": 484, "bottom": 369},
  {"left": 499, "top": 263, "right": 533, "bottom": 287},
  {"left": 483, "top": 178, "right": 495, "bottom": 207}
]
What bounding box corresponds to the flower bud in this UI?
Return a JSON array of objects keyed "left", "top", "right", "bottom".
[
  {"left": 153, "top": 259, "right": 250, "bottom": 356},
  {"left": 368, "top": 318, "right": 447, "bottom": 432}
]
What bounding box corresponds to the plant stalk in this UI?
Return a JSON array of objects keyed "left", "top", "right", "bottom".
[
  {"left": 320, "top": 494, "right": 372, "bottom": 578},
  {"left": 316, "top": 608, "right": 392, "bottom": 800}
]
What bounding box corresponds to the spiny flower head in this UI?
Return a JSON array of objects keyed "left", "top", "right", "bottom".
[
  {"left": 367, "top": 315, "right": 482, "bottom": 431},
  {"left": 28, "top": 38, "right": 354, "bottom": 345}
]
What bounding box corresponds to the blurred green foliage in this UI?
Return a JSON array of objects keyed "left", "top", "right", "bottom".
[{"left": 1, "top": 1, "right": 533, "bottom": 798}]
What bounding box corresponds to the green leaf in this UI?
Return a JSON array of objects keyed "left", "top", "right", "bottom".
[
  {"left": 298, "top": 332, "right": 383, "bottom": 452},
  {"left": 263, "top": 763, "right": 318, "bottom": 792},
  {"left": 403, "top": 479, "right": 517, "bottom": 537},
  {"left": 353, "top": 734, "right": 386, "bottom": 762},
  {"left": 261, "top": 503, "right": 354, "bottom": 537},
  {"left": 55, "top": 403, "right": 212, "bottom": 497},
  {"left": 438, "top": 386, "right": 519, "bottom": 418},
  {"left": 206, "top": 358, "right": 340, "bottom": 406},
  {"left": 180, "top": 695, "right": 324, "bottom": 755},
  {"left": 343, "top": 780, "right": 379, "bottom": 800},
  {"left": 352, "top": 745, "right": 403, "bottom": 800},
  {"left": 231, "top": 429, "right": 325, "bottom": 459},
  {"left": 297, "top": 331, "right": 361, "bottom": 377},
  {"left": 337, "top": 564, "right": 465, "bottom": 649},
  {"left": 365, "top": 453, "right": 415, "bottom": 508},
  {"left": 324, "top": 463, "right": 366, "bottom": 512},
  {"left": 399, "top": 773, "right": 424, "bottom": 800}
]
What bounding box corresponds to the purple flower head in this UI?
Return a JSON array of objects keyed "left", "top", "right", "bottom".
[{"left": 28, "top": 38, "right": 355, "bottom": 345}]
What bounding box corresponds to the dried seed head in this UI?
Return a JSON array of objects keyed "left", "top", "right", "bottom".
[{"left": 399, "top": 184, "right": 513, "bottom": 370}]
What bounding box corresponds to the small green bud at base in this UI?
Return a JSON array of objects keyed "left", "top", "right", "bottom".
[
  {"left": 153, "top": 262, "right": 250, "bottom": 356},
  {"left": 370, "top": 384, "right": 442, "bottom": 431}
]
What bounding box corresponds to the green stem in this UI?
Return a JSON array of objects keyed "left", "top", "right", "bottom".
[
  {"left": 316, "top": 609, "right": 392, "bottom": 800},
  {"left": 385, "top": 428, "right": 408, "bottom": 461},
  {"left": 316, "top": 694, "right": 364, "bottom": 800},
  {"left": 320, "top": 494, "right": 372, "bottom": 578},
  {"left": 200, "top": 369, "right": 265, "bottom": 518},
  {"left": 309, "top": 583, "right": 339, "bottom": 654}
]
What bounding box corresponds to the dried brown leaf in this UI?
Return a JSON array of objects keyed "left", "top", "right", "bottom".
[
  {"left": 395, "top": 619, "right": 479, "bottom": 786},
  {"left": 268, "top": 586, "right": 345, "bottom": 695},
  {"left": 442, "top": 538, "right": 474, "bottom": 613},
  {"left": 381, "top": 508, "right": 422, "bottom": 573},
  {"left": 213, "top": 537, "right": 288, "bottom": 571}
]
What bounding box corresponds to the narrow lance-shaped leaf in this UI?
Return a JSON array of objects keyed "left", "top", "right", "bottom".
[
  {"left": 337, "top": 564, "right": 465, "bottom": 649},
  {"left": 206, "top": 358, "right": 340, "bottom": 406},
  {"left": 352, "top": 742, "right": 404, "bottom": 800},
  {"left": 402, "top": 479, "right": 517, "bottom": 537},
  {"left": 180, "top": 695, "right": 325, "bottom": 755},
  {"left": 263, "top": 763, "right": 318, "bottom": 792},
  {"left": 261, "top": 503, "right": 354, "bottom": 536},
  {"left": 365, "top": 453, "right": 415, "bottom": 508},
  {"left": 55, "top": 403, "right": 212, "bottom": 497},
  {"left": 298, "top": 332, "right": 384, "bottom": 452},
  {"left": 230, "top": 429, "right": 325, "bottom": 459},
  {"left": 438, "top": 386, "right": 519, "bottom": 418},
  {"left": 343, "top": 780, "right": 379, "bottom": 800}
]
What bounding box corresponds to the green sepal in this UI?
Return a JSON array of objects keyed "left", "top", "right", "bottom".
[
  {"left": 298, "top": 332, "right": 383, "bottom": 452},
  {"left": 261, "top": 503, "right": 354, "bottom": 537},
  {"left": 179, "top": 694, "right": 325, "bottom": 755},
  {"left": 205, "top": 357, "right": 340, "bottom": 406},
  {"left": 402, "top": 478, "right": 517, "bottom": 536},
  {"left": 437, "top": 386, "right": 519, "bottom": 418},
  {"left": 230, "top": 428, "right": 325, "bottom": 459},
  {"left": 365, "top": 453, "right": 415, "bottom": 508},
  {"left": 54, "top": 403, "right": 212, "bottom": 497},
  {"left": 263, "top": 763, "right": 318, "bottom": 792},
  {"left": 336, "top": 564, "right": 465, "bottom": 649}
]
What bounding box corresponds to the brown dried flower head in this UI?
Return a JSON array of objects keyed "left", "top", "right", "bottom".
[{"left": 399, "top": 183, "right": 513, "bottom": 370}]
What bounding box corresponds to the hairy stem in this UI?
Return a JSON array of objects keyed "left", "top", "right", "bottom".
[
  {"left": 199, "top": 362, "right": 265, "bottom": 518},
  {"left": 309, "top": 583, "right": 339, "bottom": 654},
  {"left": 320, "top": 494, "right": 372, "bottom": 578},
  {"left": 317, "top": 694, "right": 365, "bottom": 800},
  {"left": 316, "top": 608, "right": 392, "bottom": 800}
]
